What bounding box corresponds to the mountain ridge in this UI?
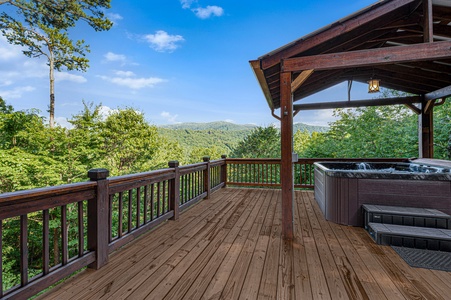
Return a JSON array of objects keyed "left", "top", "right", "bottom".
[{"left": 159, "top": 121, "right": 329, "bottom": 133}]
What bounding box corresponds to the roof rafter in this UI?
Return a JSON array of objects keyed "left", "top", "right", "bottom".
[{"left": 282, "top": 40, "right": 451, "bottom": 72}]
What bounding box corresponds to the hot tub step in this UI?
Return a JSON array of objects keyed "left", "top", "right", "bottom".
[
  {"left": 367, "top": 223, "right": 451, "bottom": 252},
  {"left": 362, "top": 204, "right": 451, "bottom": 230}
]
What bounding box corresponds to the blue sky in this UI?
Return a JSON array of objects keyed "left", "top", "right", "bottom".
[{"left": 0, "top": 0, "right": 377, "bottom": 128}]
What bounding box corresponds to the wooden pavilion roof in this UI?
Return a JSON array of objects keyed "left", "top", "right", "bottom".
[{"left": 250, "top": 0, "right": 451, "bottom": 112}]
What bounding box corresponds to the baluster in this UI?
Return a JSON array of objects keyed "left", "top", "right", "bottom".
[
  {"left": 20, "top": 214, "right": 28, "bottom": 286},
  {"left": 108, "top": 195, "right": 112, "bottom": 243},
  {"left": 151, "top": 184, "right": 155, "bottom": 220},
  {"left": 128, "top": 190, "right": 132, "bottom": 232},
  {"left": 78, "top": 201, "right": 85, "bottom": 256},
  {"left": 137, "top": 187, "right": 141, "bottom": 227},
  {"left": 144, "top": 185, "right": 148, "bottom": 224},
  {"left": 163, "top": 181, "right": 167, "bottom": 214},
  {"left": 118, "top": 192, "right": 123, "bottom": 238},
  {"left": 168, "top": 161, "right": 180, "bottom": 220},
  {"left": 157, "top": 182, "right": 161, "bottom": 217},
  {"left": 61, "top": 205, "right": 68, "bottom": 265},
  {"left": 203, "top": 157, "right": 211, "bottom": 199},
  {"left": 43, "top": 210, "right": 49, "bottom": 275}
]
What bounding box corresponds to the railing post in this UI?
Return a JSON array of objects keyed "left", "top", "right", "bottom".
[
  {"left": 168, "top": 161, "right": 180, "bottom": 220},
  {"left": 87, "top": 168, "right": 109, "bottom": 270},
  {"left": 221, "top": 155, "right": 227, "bottom": 188},
  {"left": 203, "top": 156, "right": 211, "bottom": 199}
]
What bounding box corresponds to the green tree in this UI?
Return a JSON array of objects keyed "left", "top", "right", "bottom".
[
  {"left": 0, "top": 0, "right": 112, "bottom": 127},
  {"left": 230, "top": 126, "right": 280, "bottom": 158},
  {"left": 99, "top": 108, "right": 160, "bottom": 175},
  {"left": 433, "top": 98, "right": 451, "bottom": 159},
  {"left": 293, "top": 129, "right": 311, "bottom": 157},
  {"left": 304, "top": 105, "right": 417, "bottom": 158}
]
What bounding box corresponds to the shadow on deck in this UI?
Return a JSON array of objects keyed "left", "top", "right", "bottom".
[{"left": 39, "top": 188, "right": 451, "bottom": 299}]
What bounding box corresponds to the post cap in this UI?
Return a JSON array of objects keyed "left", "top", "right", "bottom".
[
  {"left": 203, "top": 156, "right": 210, "bottom": 162},
  {"left": 221, "top": 155, "right": 227, "bottom": 159},
  {"left": 168, "top": 160, "right": 180, "bottom": 168},
  {"left": 88, "top": 168, "right": 109, "bottom": 181}
]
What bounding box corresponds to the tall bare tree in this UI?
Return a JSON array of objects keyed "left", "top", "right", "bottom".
[{"left": 0, "top": 0, "right": 112, "bottom": 127}]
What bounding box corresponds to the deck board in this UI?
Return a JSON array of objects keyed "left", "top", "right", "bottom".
[{"left": 38, "top": 188, "right": 451, "bottom": 300}]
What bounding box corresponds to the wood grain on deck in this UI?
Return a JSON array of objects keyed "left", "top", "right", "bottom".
[{"left": 39, "top": 188, "right": 451, "bottom": 299}]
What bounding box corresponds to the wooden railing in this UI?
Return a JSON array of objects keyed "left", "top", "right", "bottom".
[
  {"left": 0, "top": 157, "right": 225, "bottom": 299},
  {"left": 226, "top": 157, "right": 409, "bottom": 189},
  {"left": 0, "top": 156, "right": 407, "bottom": 299}
]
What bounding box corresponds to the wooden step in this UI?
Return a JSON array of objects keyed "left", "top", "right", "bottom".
[
  {"left": 362, "top": 204, "right": 451, "bottom": 230},
  {"left": 367, "top": 222, "right": 451, "bottom": 252}
]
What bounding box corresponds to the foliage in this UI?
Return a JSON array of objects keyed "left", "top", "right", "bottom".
[
  {"left": 298, "top": 105, "right": 418, "bottom": 158},
  {"left": 99, "top": 108, "right": 160, "bottom": 175},
  {"left": 230, "top": 126, "right": 280, "bottom": 158},
  {"left": 433, "top": 98, "right": 451, "bottom": 159},
  {"left": 0, "top": 0, "right": 112, "bottom": 127}
]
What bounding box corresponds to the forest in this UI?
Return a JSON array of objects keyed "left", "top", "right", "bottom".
[{"left": 2, "top": 96, "right": 451, "bottom": 195}]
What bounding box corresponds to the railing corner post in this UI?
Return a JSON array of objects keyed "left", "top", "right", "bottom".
[
  {"left": 87, "top": 168, "right": 109, "bottom": 270},
  {"left": 168, "top": 161, "right": 180, "bottom": 220},
  {"left": 221, "top": 155, "right": 227, "bottom": 188},
  {"left": 203, "top": 156, "right": 211, "bottom": 199}
]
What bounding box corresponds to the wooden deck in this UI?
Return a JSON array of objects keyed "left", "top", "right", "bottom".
[{"left": 39, "top": 188, "right": 451, "bottom": 299}]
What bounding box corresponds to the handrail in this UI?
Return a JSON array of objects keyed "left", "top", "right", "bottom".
[
  {"left": 0, "top": 155, "right": 408, "bottom": 299},
  {"left": 0, "top": 157, "right": 226, "bottom": 299},
  {"left": 225, "top": 157, "right": 409, "bottom": 188}
]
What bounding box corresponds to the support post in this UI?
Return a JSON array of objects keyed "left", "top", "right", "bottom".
[
  {"left": 280, "top": 71, "right": 294, "bottom": 240},
  {"left": 87, "top": 168, "right": 109, "bottom": 270},
  {"left": 221, "top": 155, "right": 227, "bottom": 188},
  {"left": 419, "top": 100, "right": 434, "bottom": 158},
  {"left": 168, "top": 161, "right": 180, "bottom": 220},
  {"left": 203, "top": 156, "right": 211, "bottom": 199}
]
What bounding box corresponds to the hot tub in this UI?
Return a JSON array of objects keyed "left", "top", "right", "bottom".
[{"left": 314, "top": 159, "right": 451, "bottom": 227}]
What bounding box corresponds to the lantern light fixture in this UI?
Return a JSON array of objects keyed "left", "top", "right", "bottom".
[{"left": 367, "top": 78, "right": 380, "bottom": 93}]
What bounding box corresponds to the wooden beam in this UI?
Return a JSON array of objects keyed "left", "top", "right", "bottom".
[
  {"left": 425, "top": 85, "right": 451, "bottom": 101},
  {"left": 261, "top": 0, "right": 417, "bottom": 69},
  {"left": 423, "top": 0, "right": 433, "bottom": 43},
  {"left": 282, "top": 41, "right": 451, "bottom": 72},
  {"left": 291, "top": 69, "right": 314, "bottom": 93},
  {"left": 293, "top": 96, "right": 422, "bottom": 111},
  {"left": 280, "top": 72, "right": 293, "bottom": 240},
  {"left": 424, "top": 99, "right": 436, "bottom": 113},
  {"left": 419, "top": 101, "right": 434, "bottom": 158},
  {"left": 250, "top": 60, "right": 274, "bottom": 110},
  {"left": 404, "top": 103, "right": 421, "bottom": 114}
]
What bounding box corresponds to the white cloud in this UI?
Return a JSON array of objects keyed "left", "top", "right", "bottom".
[
  {"left": 224, "top": 119, "right": 234, "bottom": 123},
  {"left": 104, "top": 52, "right": 127, "bottom": 65},
  {"left": 107, "top": 13, "right": 123, "bottom": 25},
  {"left": 55, "top": 117, "right": 74, "bottom": 129},
  {"left": 98, "top": 105, "right": 118, "bottom": 119},
  {"left": 114, "top": 70, "right": 134, "bottom": 77},
  {"left": 0, "top": 36, "right": 22, "bottom": 60},
  {"left": 180, "top": 0, "right": 196, "bottom": 9},
  {"left": 161, "top": 111, "right": 180, "bottom": 124},
  {"left": 99, "top": 71, "right": 166, "bottom": 89},
  {"left": 108, "top": 77, "right": 165, "bottom": 89},
  {"left": 0, "top": 80, "right": 13, "bottom": 87},
  {"left": 55, "top": 72, "right": 87, "bottom": 83},
  {"left": 180, "top": 1, "right": 224, "bottom": 19},
  {"left": 0, "top": 86, "right": 35, "bottom": 99},
  {"left": 193, "top": 6, "right": 224, "bottom": 19},
  {"left": 144, "top": 30, "right": 184, "bottom": 52}
]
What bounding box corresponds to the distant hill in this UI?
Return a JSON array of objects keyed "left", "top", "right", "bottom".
[
  {"left": 160, "top": 121, "right": 257, "bottom": 131},
  {"left": 161, "top": 121, "right": 328, "bottom": 133},
  {"left": 158, "top": 121, "right": 329, "bottom": 155},
  {"left": 293, "top": 123, "right": 329, "bottom": 133}
]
